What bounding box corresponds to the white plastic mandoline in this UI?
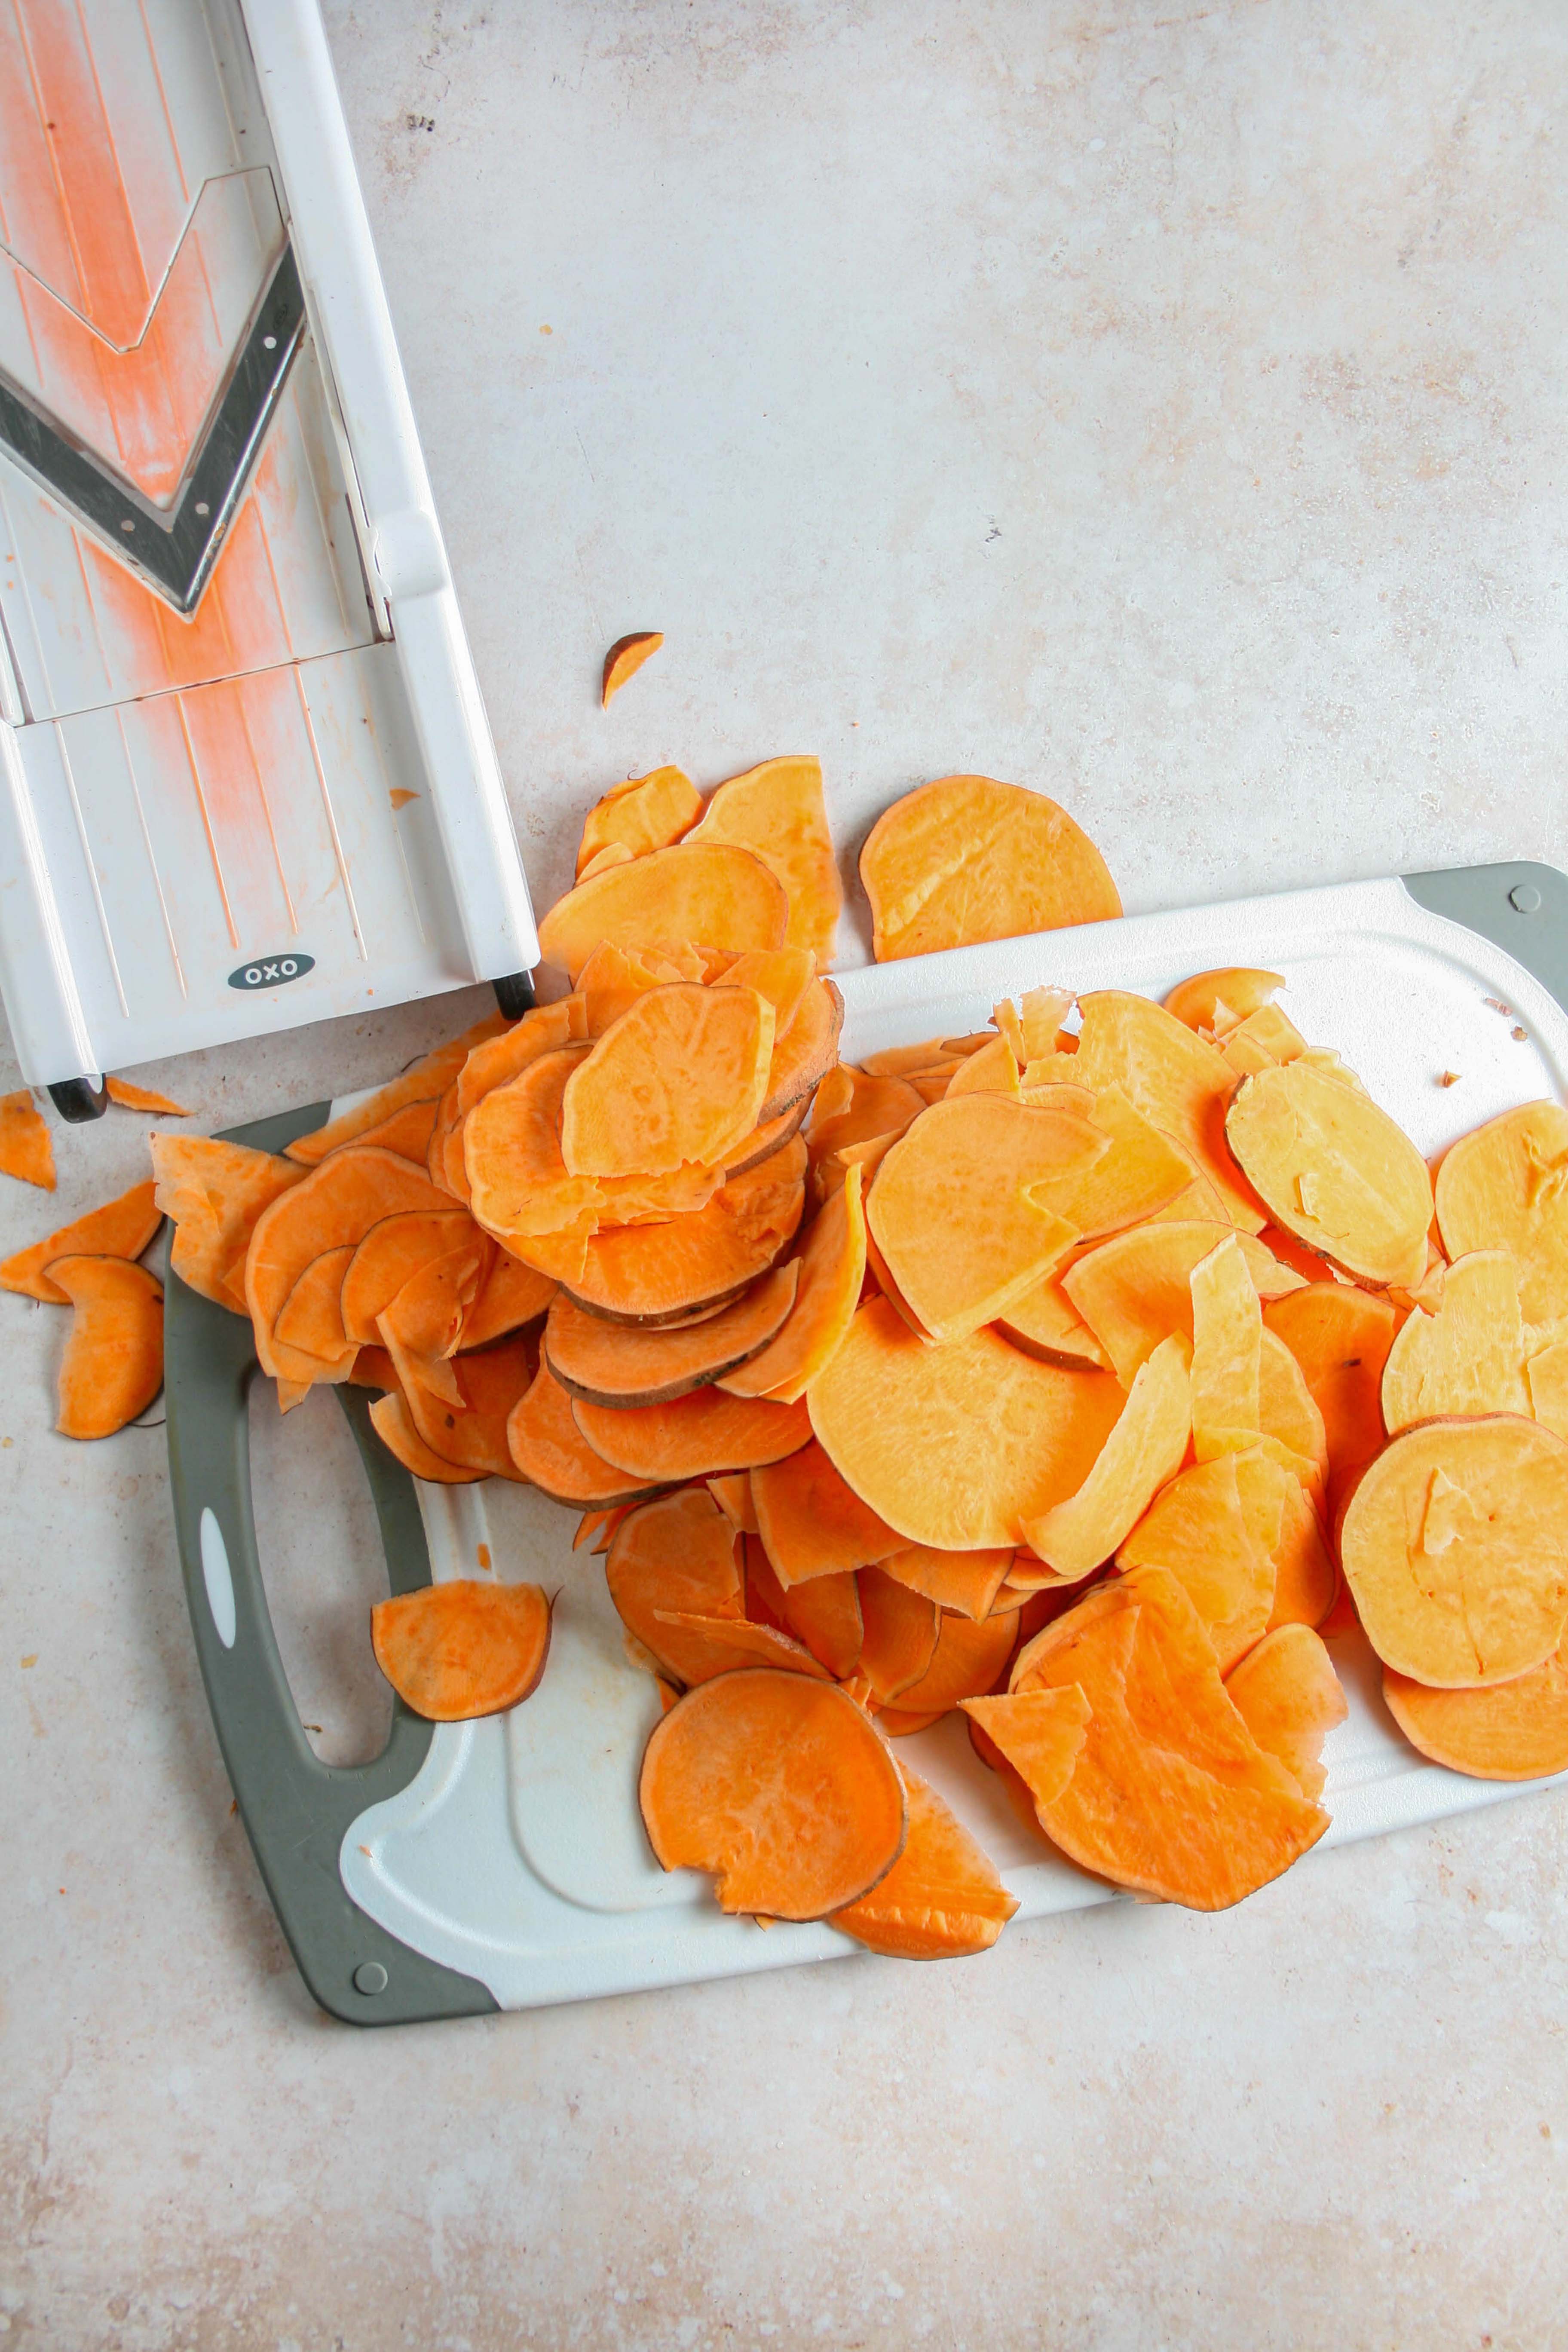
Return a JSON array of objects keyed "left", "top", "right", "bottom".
[
  {"left": 0, "top": 0, "right": 536, "bottom": 1118},
  {"left": 165, "top": 860, "right": 1568, "bottom": 2022}
]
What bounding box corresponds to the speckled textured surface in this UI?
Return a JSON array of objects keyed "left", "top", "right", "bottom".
[{"left": 4, "top": 3, "right": 1568, "bottom": 2345}]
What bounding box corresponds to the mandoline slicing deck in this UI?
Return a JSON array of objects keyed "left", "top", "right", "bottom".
[{"left": 168, "top": 864, "right": 1568, "bottom": 2020}]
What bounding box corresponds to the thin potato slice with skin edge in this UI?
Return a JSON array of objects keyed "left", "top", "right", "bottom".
[
  {"left": 52, "top": 1256, "right": 164, "bottom": 1438},
  {"left": 372, "top": 1581, "right": 551, "bottom": 1720},
  {"left": 572, "top": 1386, "right": 812, "bottom": 1481},
  {"left": 458, "top": 1251, "right": 556, "bottom": 1351},
  {"left": 369, "top": 1391, "right": 484, "bottom": 1484},
  {"left": 273, "top": 1243, "right": 356, "bottom": 1363},
  {"left": 601, "top": 630, "right": 662, "bottom": 705},
  {"left": 537, "top": 842, "right": 788, "bottom": 982},
  {"left": 1434, "top": 1101, "right": 1568, "bottom": 1324},
  {"left": 810, "top": 1298, "right": 1126, "bottom": 1551},
  {"left": 808, "top": 1069, "right": 924, "bottom": 1170},
  {"left": 1063, "top": 1221, "right": 1305, "bottom": 1389},
  {"left": 854, "top": 1568, "right": 940, "bottom": 1703},
  {"left": 652, "top": 1611, "right": 830, "bottom": 1683},
  {"left": 544, "top": 1265, "right": 799, "bottom": 1407},
  {"left": 1022, "top": 1333, "right": 1192, "bottom": 1581},
  {"left": 859, "top": 777, "right": 1121, "bottom": 962},
  {"left": 605, "top": 1487, "right": 746, "bottom": 1686},
  {"left": 1381, "top": 1250, "right": 1533, "bottom": 1433},
  {"left": 245, "top": 1147, "right": 449, "bottom": 1390},
  {"left": 830, "top": 1767, "right": 1019, "bottom": 1959},
  {"left": 1339, "top": 1415, "right": 1568, "bottom": 1687},
  {"left": 151, "top": 1136, "right": 306, "bottom": 1310},
  {"left": 878, "top": 1545, "right": 1015, "bottom": 1621},
  {"left": 1262, "top": 1283, "right": 1394, "bottom": 1507},
  {"left": 751, "top": 1436, "right": 904, "bottom": 1586},
  {"left": 997, "top": 1276, "right": 1111, "bottom": 1371},
  {"left": 1, "top": 1180, "right": 162, "bottom": 1303},
  {"left": 506, "top": 1363, "right": 664, "bottom": 1504},
  {"left": 640, "top": 1670, "right": 908, "bottom": 1920},
  {"left": 393, "top": 1338, "right": 535, "bottom": 1479},
  {"left": 759, "top": 980, "right": 844, "bottom": 1123},
  {"left": 867, "top": 1094, "right": 1101, "bottom": 1344},
  {"left": 576, "top": 765, "right": 701, "bottom": 872},
  {"left": 560, "top": 983, "right": 775, "bottom": 1179},
  {"left": 687, "top": 756, "right": 842, "bottom": 963},
  {"left": 1383, "top": 1644, "right": 1568, "bottom": 1781},
  {"left": 718, "top": 1164, "right": 866, "bottom": 1404},
  {"left": 1224, "top": 1624, "right": 1347, "bottom": 1800},
  {"left": 888, "top": 1608, "right": 1016, "bottom": 1717},
  {"left": 1163, "top": 968, "right": 1284, "bottom": 1036},
  {"left": 285, "top": 1013, "right": 507, "bottom": 1165},
  {"left": 771, "top": 1568, "right": 864, "bottom": 1678},
  {"left": 960, "top": 1687, "right": 1092, "bottom": 1811},
  {"left": 1226, "top": 1059, "right": 1433, "bottom": 1289}
]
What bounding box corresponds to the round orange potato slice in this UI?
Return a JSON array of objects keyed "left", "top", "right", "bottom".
[
  {"left": 543, "top": 1265, "right": 799, "bottom": 1406},
  {"left": 1338, "top": 1415, "right": 1568, "bottom": 1687},
  {"left": 639, "top": 1669, "right": 907, "bottom": 1918},
  {"left": 1383, "top": 1642, "right": 1568, "bottom": 1781},
  {"left": 1433, "top": 1100, "right": 1568, "bottom": 1323},
  {"left": 372, "top": 1579, "right": 551, "bottom": 1719},
  {"left": 858, "top": 777, "right": 1120, "bottom": 962},
  {"left": 536, "top": 842, "right": 789, "bottom": 981},
  {"left": 1225, "top": 1059, "right": 1432, "bottom": 1289}
]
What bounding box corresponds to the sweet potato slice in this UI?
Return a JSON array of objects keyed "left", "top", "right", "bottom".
[
  {"left": 771, "top": 1567, "right": 864, "bottom": 1678},
  {"left": 274, "top": 1244, "right": 356, "bottom": 1362},
  {"left": 372, "top": 1580, "right": 551, "bottom": 1720},
  {"left": 1062, "top": 1220, "right": 1305, "bottom": 1387},
  {"left": 867, "top": 1095, "right": 1100, "bottom": 1343},
  {"left": 577, "top": 765, "right": 701, "bottom": 871},
  {"left": 340, "top": 1210, "right": 477, "bottom": 1346},
  {"left": 1043, "top": 1087, "right": 1193, "bottom": 1242},
  {"left": 717, "top": 945, "right": 815, "bottom": 1038},
  {"left": 759, "top": 979, "right": 844, "bottom": 1122},
  {"left": 1116, "top": 1452, "right": 1276, "bottom": 1671},
  {"left": 456, "top": 999, "right": 588, "bottom": 1118},
  {"left": 711, "top": 1471, "right": 759, "bottom": 1535},
  {"left": 1339, "top": 1415, "right": 1568, "bottom": 1685},
  {"left": 1263, "top": 1283, "right": 1394, "bottom": 1505},
  {"left": 961, "top": 1686, "right": 1093, "bottom": 1810},
  {"left": 1163, "top": 968, "right": 1284, "bottom": 1036},
  {"left": 722, "top": 1098, "right": 812, "bottom": 1180},
  {"left": 563, "top": 982, "right": 774, "bottom": 1178},
  {"left": 1381, "top": 1250, "right": 1533, "bottom": 1432},
  {"left": 245, "top": 1147, "right": 448, "bottom": 1390},
  {"left": 1219, "top": 1002, "right": 1308, "bottom": 1083},
  {"left": 537, "top": 842, "right": 789, "bottom": 980},
  {"left": 1034, "top": 993, "right": 1264, "bottom": 1231},
  {"left": 640, "top": 1669, "right": 907, "bottom": 1917},
  {"left": 808, "top": 1069, "right": 924, "bottom": 1169},
  {"left": 577, "top": 844, "right": 633, "bottom": 881},
  {"left": 811, "top": 1298, "right": 1125, "bottom": 1549},
  {"left": 605, "top": 1486, "right": 746, "bottom": 1681},
  {"left": 1266, "top": 1470, "right": 1338, "bottom": 1631},
  {"left": 1226, "top": 1059, "right": 1432, "bottom": 1289},
  {"left": 859, "top": 777, "right": 1121, "bottom": 961},
  {"left": 506, "top": 1363, "right": 663, "bottom": 1503},
  {"left": 1189, "top": 1235, "right": 1261, "bottom": 1454},
  {"left": 601, "top": 629, "right": 663, "bottom": 705},
  {"left": 830, "top": 1766, "right": 1018, "bottom": 1958},
  {"left": 387, "top": 1329, "right": 533, "bottom": 1475},
  {"left": 379, "top": 1239, "right": 487, "bottom": 1363},
  {"left": 854, "top": 1569, "right": 940, "bottom": 1702},
  {"left": 540, "top": 1137, "right": 807, "bottom": 1324},
  {"left": 879, "top": 1545, "right": 1015, "bottom": 1620},
  {"left": 686, "top": 756, "right": 841, "bottom": 961},
  {"left": 454, "top": 1249, "right": 554, "bottom": 1351},
  {"left": 860, "top": 1039, "right": 965, "bottom": 1079},
  {"left": 996, "top": 1276, "right": 1111, "bottom": 1371},
  {"left": 0, "top": 1090, "right": 55, "bottom": 1190},
  {"left": 719, "top": 1166, "right": 865, "bottom": 1403},
  {"left": 52, "top": 1256, "right": 163, "bottom": 1437},
  {"left": 652, "top": 1611, "right": 830, "bottom": 1681},
  {"left": 1005, "top": 1566, "right": 1328, "bottom": 1907},
  {"left": 105, "top": 1075, "right": 191, "bottom": 1115},
  {"left": 330, "top": 1099, "right": 439, "bottom": 1166},
  {"left": 1383, "top": 1642, "right": 1568, "bottom": 1780},
  {"left": 944, "top": 1034, "right": 1020, "bottom": 1098},
  {"left": 545, "top": 1265, "right": 798, "bottom": 1406},
  {"left": 368, "top": 1391, "right": 484, "bottom": 1484},
  {"left": 889, "top": 1608, "right": 1016, "bottom": 1716},
  {"left": 1224, "top": 1624, "right": 1346, "bottom": 1799},
  {"left": 1021, "top": 1332, "right": 1192, "bottom": 1580},
  {"left": 1434, "top": 1102, "right": 1568, "bottom": 1323},
  {"left": 752, "top": 1436, "right": 904, "bottom": 1585},
  {"left": 573, "top": 1386, "right": 811, "bottom": 1480},
  {"left": 1527, "top": 1340, "right": 1568, "bottom": 1442},
  {"left": 284, "top": 1013, "right": 506, "bottom": 1165},
  {"left": 2, "top": 1180, "right": 161, "bottom": 1303}
]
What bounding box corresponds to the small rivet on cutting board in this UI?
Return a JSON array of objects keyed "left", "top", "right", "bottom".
[
  {"left": 352, "top": 1961, "right": 389, "bottom": 1996},
  {"left": 1510, "top": 883, "right": 1543, "bottom": 914}
]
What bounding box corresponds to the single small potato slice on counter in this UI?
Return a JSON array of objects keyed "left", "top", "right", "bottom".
[
  {"left": 1223, "top": 1625, "right": 1347, "bottom": 1801},
  {"left": 1225, "top": 1057, "right": 1433, "bottom": 1289},
  {"left": 830, "top": 1767, "right": 1020, "bottom": 1959},
  {"left": 1380, "top": 1249, "right": 1534, "bottom": 1432},
  {"left": 105, "top": 1075, "right": 192, "bottom": 1116},
  {"left": 809, "top": 1297, "right": 1126, "bottom": 1551},
  {"left": 601, "top": 630, "right": 663, "bottom": 705},
  {"left": 639, "top": 1670, "right": 908, "bottom": 1918},
  {"left": 1382, "top": 1642, "right": 1568, "bottom": 1782},
  {"left": 858, "top": 776, "right": 1121, "bottom": 962},
  {"left": 372, "top": 1580, "right": 551, "bottom": 1719},
  {"left": 1339, "top": 1416, "right": 1568, "bottom": 1687},
  {"left": 52, "top": 1255, "right": 164, "bottom": 1438},
  {"left": 544, "top": 1265, "right": 798, "bottom": 1406},
  {"left": 1, "top": 1180, "right": 162, "bottom": 1303}
]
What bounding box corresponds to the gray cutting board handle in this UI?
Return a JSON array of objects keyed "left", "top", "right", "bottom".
[
  {"left": 165, "top": 1104, "right": 497, "bottom": 2027},
  {"left": 1403, "top": 860, "right": 1568, "bottom": 1013}
]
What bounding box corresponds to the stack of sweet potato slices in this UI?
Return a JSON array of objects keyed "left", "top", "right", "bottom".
[{"left": 134, "top": 762, "right": 1568, "bottom": 1954}]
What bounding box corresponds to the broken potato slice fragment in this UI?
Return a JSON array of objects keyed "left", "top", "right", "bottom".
[{"left": 1226, "top": 1057, "right": 1433, "bottom": 1289}]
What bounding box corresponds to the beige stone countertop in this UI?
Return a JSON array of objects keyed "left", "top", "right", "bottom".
[{"left": 5, "top": 3, "right": 1568, "bottom": 2345}]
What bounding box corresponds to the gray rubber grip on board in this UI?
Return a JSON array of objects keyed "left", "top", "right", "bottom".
[
  {"left": 1403, "top": 860, "right": 1568, "bottom": 1015},
  {"left": 165, "top": 1103, "right": 497, "bottom": 2027}
]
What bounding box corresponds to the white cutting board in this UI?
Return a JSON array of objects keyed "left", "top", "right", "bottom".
[{"left": 338, "top": 876, "right": 1568, "bottom": 2009}]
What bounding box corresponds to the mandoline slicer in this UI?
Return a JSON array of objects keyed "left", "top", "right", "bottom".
[{"left": 0, "top": 0, "right": 537, "bottom": 1121}]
